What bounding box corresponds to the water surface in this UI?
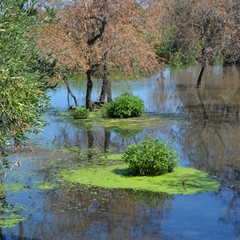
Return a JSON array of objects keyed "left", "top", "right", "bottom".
[{"left": 1, "top": 65, "right": 240, "bottom": 239}]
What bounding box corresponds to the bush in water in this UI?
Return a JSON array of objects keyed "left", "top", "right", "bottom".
[
  {"left": 102, "top": 93, "right": 144, "bottom": 118},
  {"left": 123, "top": 135, "right": 179, "bottom": 176}
]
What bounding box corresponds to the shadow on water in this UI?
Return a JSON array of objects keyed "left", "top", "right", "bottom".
[{"left": 2, "top": 65, "right": 240, "bottom": 239}]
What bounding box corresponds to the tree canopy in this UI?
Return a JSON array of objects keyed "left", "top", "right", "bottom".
[
  {"left": 159, "top": 0, "right": 240, "bottom": 86},
  {"left": 38, "top": 0, "right": 163, "bottom": 107},
  {"left": 0, "top": 0, "right": 53, "bottom": 148},
  {"left": 40, "top": 0, "right": 162, "bottom": 73}
]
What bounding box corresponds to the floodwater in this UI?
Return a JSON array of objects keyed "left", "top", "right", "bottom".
[{"left": 1, "top": 65, "right": 240, "bottom": 239}]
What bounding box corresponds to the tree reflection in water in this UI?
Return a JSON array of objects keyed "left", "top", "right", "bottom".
[
  {"left": 2, "top": 66, "right": 240, "bottom": 239},
  {"left": 2, "top": 185, "right": 173, "bottom": 239}
]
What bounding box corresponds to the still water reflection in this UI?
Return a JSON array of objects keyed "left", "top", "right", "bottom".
[{"left": 2, "top": 66, "right": 240, "bottom": 239}]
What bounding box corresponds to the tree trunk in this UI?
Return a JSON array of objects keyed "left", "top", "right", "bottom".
[
  {"left": 65, "top": 82, "right": 78, "bottom": 107},
  {"left": 99, "top": 67, "right": 108, "bottom": 102},
  {"left": 85, "top": 17, "right": 107, "bottom": 108},
  {"left": 107, "top": 79, "right": 112, "bottom": 103},
  {"left": 99, "top": 52, "right": 109, "bottom": 102},
  {"left": 85, "top": 63, "right": 100, "bottom": 109},
  {"left": 196, "top": 65, "right": 205, "bottom": 88},
  {"left": 86, "top": 69, "right": 93, "bottom": 110}
]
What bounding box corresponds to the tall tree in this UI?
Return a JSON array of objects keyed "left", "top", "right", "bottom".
[{"left": 39, "top": 0, "right": 162, "bottom": 108}]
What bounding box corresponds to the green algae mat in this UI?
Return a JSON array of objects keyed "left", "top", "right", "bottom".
[
  {"left": 61, "top": 164, "right": 220, "bottom": 195},
  {"left": 0, "top": 213, "right": 26, "bottom": 228},
  {"left": 72, "top": 111, "right": 189, "bottom": 132}
]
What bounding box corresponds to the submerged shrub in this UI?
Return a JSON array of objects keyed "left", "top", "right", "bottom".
[
  {"left": 102, "top": 93, "right": 144, "bottom": 118},
  {"left": 123, "top": 135, "right": 179, "bottom": 176},
  {"left": 71, "top": 107, "right": 89, "bottom": 119}
]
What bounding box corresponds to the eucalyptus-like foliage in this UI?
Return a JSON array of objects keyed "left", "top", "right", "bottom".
[{"left": 0, "top": 0, "right": 50, "bottom": 148}]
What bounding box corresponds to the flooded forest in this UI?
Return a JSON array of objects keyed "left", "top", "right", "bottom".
[
  {"left": 1, "top": 0, "right": 240, "bottom": 239},
  {"left": 1, "top": 66, "right": 240, "bottom": 239}
]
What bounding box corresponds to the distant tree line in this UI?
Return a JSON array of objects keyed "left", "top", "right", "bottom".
[{"left": 158, "top": 0, "right": 240, "bottom": 87}]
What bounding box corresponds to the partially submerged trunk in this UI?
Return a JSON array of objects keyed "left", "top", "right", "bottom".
[
  {"left": 196, "top": 64, "right": 205, "bottom": 88},
  {"left": 196, "top": 46, "right": 207, "bottom": 88},
  {"left": 65, "top": 81, "right": 78, "bottom": 107},
  {"left": 86, "top": 68, "right": 94, "bottom": 110},
  {"left": 99, "top": 53, "right": 108, "bottom": 102},
  {"left": 99, "top": 51, "right": 113, "bottom": 103},
  {"left": 63, "top": 74, "right": 78, "bottom": 107},
  {"left": 85, "top": 62, "right": 100, "bottom": 110},
  {"left": 107, "top": 79, "right": 112, "bottom": 103},
  {"left": 99, "top": 78, "right": 107, "bottom": 102},
  {"left": 85, "top": 17, "right": 107, "bottom": 109}
]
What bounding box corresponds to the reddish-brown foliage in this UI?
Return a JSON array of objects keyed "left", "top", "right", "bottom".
[
  {"left": 39, "top": 0, "right": 163, "bottom": 106},
  {"left": 39, "top": 0, "right": 162, "bottom": 74}
]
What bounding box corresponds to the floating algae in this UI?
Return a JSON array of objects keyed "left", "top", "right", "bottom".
[
  {"left": 0, "top": 213, "right": 26, "bottom": 228},
  {"left": 0, "top": 203, "right": 26, "bottom": 229},
  {"left": 61, "top": 164, "right": 220, "bottom": 195},
  {"left": 72, "top": 111, "right": 188, "bottom": 132},
  {"left": 99, "top": 154, "right": 123, "bottom": 161}
]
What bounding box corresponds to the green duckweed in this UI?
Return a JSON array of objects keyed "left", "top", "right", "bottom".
[
  {"left": 0, "top": 214, "right": 26, "bottom": 228},
  {"left": 61, "top": 164, "right": 220, "bottom": 195}
]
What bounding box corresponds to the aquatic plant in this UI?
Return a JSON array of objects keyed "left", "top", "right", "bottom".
[
  {"left": 0, "top": 203, "right": 26, "bottom": 229},
  {"left": 114, "top": 128, "right": 142, "bottom": 137},
  {"left": 0, "top": 213, "right": 26, "bottom": 228},
  {"left": 123, "top": 135, "right": 179, "bottom": 176},
  {"left": 61, "top": 164, "right": 220, "bottom": 195},
  {"left": 100, "top": 154, "right": 123, "bottom": 161},
  {"left": 102, "top": 93, "right": 144, "bottom": 118},
  {"left": 71, "top": 107, "right": 90, "bottom": 119}
]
